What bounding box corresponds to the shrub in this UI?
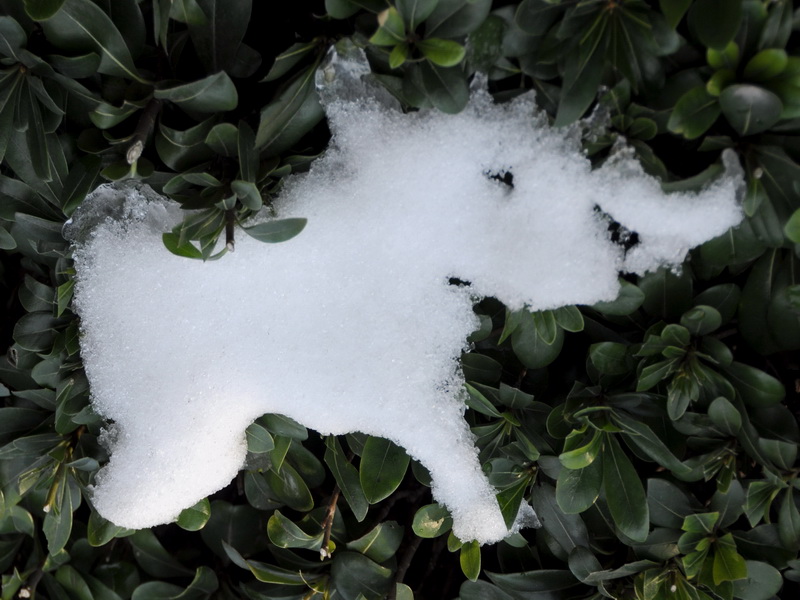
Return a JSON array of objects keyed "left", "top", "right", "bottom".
[{"left": 1, "top": 1, "right": 799, "bottom": 599}]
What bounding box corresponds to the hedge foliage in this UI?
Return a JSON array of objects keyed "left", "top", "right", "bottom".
[{"left": 1, "top": 0, "right": 800, "bottom": 598}]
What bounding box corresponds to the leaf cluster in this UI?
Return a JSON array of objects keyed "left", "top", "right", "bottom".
[{"left": 2, "top": 1, "right": 800, "bottom": 599}]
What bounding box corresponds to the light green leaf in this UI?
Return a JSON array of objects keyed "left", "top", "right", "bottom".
[
  {"left": 460, "top": 540, "right": 481, "bottom": 582},
  {"left": 418, "top": 38, "right": 465, "bottom": 67}
]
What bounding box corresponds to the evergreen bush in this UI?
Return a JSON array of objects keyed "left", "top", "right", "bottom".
[{"left": 1, "top": 0, "right": 799, "bottom": 598}]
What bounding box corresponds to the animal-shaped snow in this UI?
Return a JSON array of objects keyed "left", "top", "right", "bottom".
[{"left": 70, "top": 53, "right": 743, "bottom": 544}]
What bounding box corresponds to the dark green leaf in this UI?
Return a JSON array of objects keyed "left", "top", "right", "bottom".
[
  {"left": 420, "top": 61, "right": 468, "bottom": 114},
  {"left": 668, "top": 86, "right": 720, "bottom": 139},
  {"left": 41, "top": 0, "right": 147, "bottom": 83},
  {"left": 243, "top": 218, "right": 307, "bottom": 244},
  {"left": 591, "top": 280, "right": 645, "bottom": 316},
  {"left": 719, "top": 84, "right": 783, "bottom": 136},
  {"left": 346, "top": 521, "right": 403, "bottom": 562},
  {"left": 603, "top": 435, "right": 649, "bottom": 542},
  {"left": 426, "top": 0, "right": 491, "bottom": 38},
  {"left": 331, "top": 551, "right": 392, "bottom": 600},
  {"left": 325, "top": 436, "right": 369, "bottom": 522},
  {"left": 154, "top": 72, "right": 237, "bottom": 113},
  {"left": 188, "top": 0, "right": 251, "bottom": 73},
  {"left": 556, "top": 455, "right": 602, "bottom": 514},
  {"left": 723, "top": 361, "right": 784, "bottom": 408},
  {"left": 688, "top": 0, "right": 741, "bottom": 50},
  {"left": 360, "top": 436, "right": 410, "bottom": 503}
]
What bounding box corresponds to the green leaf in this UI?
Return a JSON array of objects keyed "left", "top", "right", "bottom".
[
  {"left": 24, "top": 0, "right": 66, "bottom": 21},
  {"left": 784, "top": 208, "right": 800, "bottom": 243},
  {"left": 87, "top": 510, "right": 127, "bottom": 546},
  {"left": 589, "top": 342, "right": 632, "bottom": 375},
  {"left": 162, "top": 232, "right": 203, "bottom": 259},
  {"left": 732, "top": 560, "right": 783, "bottom": 600},
  {"left": 707, "top": 41, "right": 740, "bottom": 70},
  {"left": 154, "top": 72, "right": 237, "bottom": 113},
  {"left": 426, "top": 0, "right": 491, "bottom": 38},
  {"left": 331, "top": 551, "right": 392, "bottom": 600},
  {"left": 553, "top": 305, "right": 584, "bottom": 332},
  {"left": 418, "top": 38, "right": 465, "bottom": 67},
  {"left": 778, "top": 489, "right": 800, "bottom": 548},
  {"left": 267, "top": 510, "right": 322, "bottom": 550},
  {"left": 668, "top": 86, "right": 721, "bottom": 139},
  {"left": 722, "top": 362, "right": 784, "bottom": 408},
  {"left": 231, "top": 180, "right": 262, "bottom": 211},
  {"left": 647, "top": 478, "right": 697, "bottom": 529},
  {"left": 389, "top": 43, "right": 409, "bottom": 69},
  {"left": 347, "top": 521, "right": 403, "bottom": 562},
  {"left": 176, "top": 498, "right": 211, "bottom": 531},
  {"left": 360, "top": 436, "right": 410, "bottom": 503},
  {"left": 460, "top": 540, "right": 481, "bottom": 582},
  {"left": 170, "top": 0, "right": 207, "bottom": 25},
  {"left": 130, "top": 530, "right": 194, "bottom": 578},
  {"left": 325, "top": 436, "right": 369, "bottom": 522},
  {"left": 744, "top": 48, "right": 788, "bottom": 82},
  {"left": 560, "top": 429, "right": 603, "bottom": 470},
  {"left": 555, "top": 32, "right": 605, "bottom": 127},
  {"left": 237, "top": 120, "right": 257, "bottom": 182},
  {"left": 419, "top": 61, "right": 468, "bottom": 114},
  {"left": 688, "top": 0, "right": 741, "bottom": 50},
  {"left": 464, "top": 383, "right": 503, "bottom": 418},
  {"left": 412, "top": 503, "right": 453, "bottom": 538},
  {"left": 680, "top": 305, "right": 722, "bottom": 336},
  {"left": 496, "top": 476, "right": 531, "bottom": 529},
  {"left": 370, "top": 7, "right": 406, "bottom": 46},
  {"left": 682, "top": 511, "right": 719, "bottom": 534},
  {"left": 397, "top": 0, "right": 438, "bottom": 28},
  {"left": 531, "top": 483, "right": 590, "bottom": 554},
  {"left": 511, "top": 316, "right": 564, "bottom": 369},
  {"left": 187, "top": 0, "right": 251, "bottom": 73},
  {"left": 203, "top": 123, "right": 238, "bottom": 158},
  {"left": 713, "top": 534, "right": 748, "bottom": 584},
  {"left": 719, "top": 84, "right": 783, "bottom": 136},
  {"left": 708, "top": 397, "right": 741, "bottom": 435},
  {"left": 245, "top": 422, "right": 274, "bottom": 454},
  {"left": 265, "top": 462, "right": 313, "bottom": 511},
  {"left": 556, "top": 454, "right": 602, "bottom": 514},
  {"left": 612, "top": 412, "right": 692, "bottom": 477},
  {"left": 660, "top": 0, "right": 691, "bottom": 28},
  {"left": 256, "top": 64, "right": 323, "bottom": 154},
  {"left": 263, "top": 41, "right": 319, "bottom": 82},
  {"left": 243, "top": 218, "right": 307, "bottom": 244},
  {"left": 603, "top": 435, "right": 649, "bottom": 542},
  {"left": 462, "top": 353, "right": 502, "bottom": 384},
  {"left": 592, "top": 280, "right": 645, "bottom": 316},
  {"left": 41, "top": 0, "right": 148, "bottom": 83}
]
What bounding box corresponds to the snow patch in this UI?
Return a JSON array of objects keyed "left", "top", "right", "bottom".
[{"left": 70, "top": 51, "right": 743, "bottom": 544}]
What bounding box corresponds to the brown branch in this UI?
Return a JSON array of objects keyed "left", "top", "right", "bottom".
[
  {"left": 388, "top": 534, "right": 423, "bottom": 600},
  {"left": 319, "top": 486, "right": 340, "bottom": 560}
]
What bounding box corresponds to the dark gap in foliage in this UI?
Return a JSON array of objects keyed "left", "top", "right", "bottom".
[{"left": 485, "top": 169, "right": 514, "bottom": 189}]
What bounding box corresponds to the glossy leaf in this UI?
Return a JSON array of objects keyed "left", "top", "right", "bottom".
[{"left": 360, "top": 436, "right": 410, "bottom": 503}]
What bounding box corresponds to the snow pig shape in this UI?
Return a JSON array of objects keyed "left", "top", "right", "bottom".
[{"left": 70, "top": 54, "right": 743, "bottom": 545}]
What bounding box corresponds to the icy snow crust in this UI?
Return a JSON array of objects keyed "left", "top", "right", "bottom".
[{"left": 71, "top": 73, "right": 743, "bottom": 544}]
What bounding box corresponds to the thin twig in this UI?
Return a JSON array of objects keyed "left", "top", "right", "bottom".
[
  {"left": 319, "top": 486, "right": 340, "bottom": 560},
  {"left": 126, "top": 98, "right": 162, "bottom": 165},
  {"left": 225, "top": 210, "right": 235, "bottom": 252},
  {"left": 388, "top": 534, "right": 423, "bottom": 600}
]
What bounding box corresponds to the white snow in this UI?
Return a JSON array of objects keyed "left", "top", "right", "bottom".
[{"left": 69, "top": 48, "right": 743, "bottom": 545}]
